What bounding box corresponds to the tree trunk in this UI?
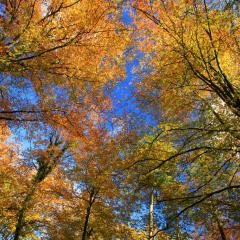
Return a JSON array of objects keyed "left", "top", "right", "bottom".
[
  {"left": 217, "top": 218, "right": 227, "bottom": 240},
  {"left": 149, "top": 190, "right": 154, "bottom": 240},
  {"left": 81, "top": 205, "right": 92, "bottom": 240},
  {"left": 13, "top": 136, "right": 66, "bottom": 240},
  {"left": 82, "top": 189, "right": 96, "bottom": 240},
  {"left": 14, "top": 185, "right": 36, "bottom": 240}
]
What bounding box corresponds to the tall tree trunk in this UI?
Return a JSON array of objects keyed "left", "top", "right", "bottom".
[
  {"left": 14, "top": 185, "right": 37, "bottom": 240},
  {"left": 13, "top": 135, "right": 67, "bottom": 240},
  {"left": 149, "top": 190, "right": 154, "bottom": 240},
  {"left": 81, "top": 205, "right": 92, "bottom": 240},
  {"left": 216, "top": 218, "right": 227, "bottom": 240},
  {"left": 82, "top": 189, "right": 96, "bottom": 240}
]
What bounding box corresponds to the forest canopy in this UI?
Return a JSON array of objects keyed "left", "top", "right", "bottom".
[{"left": 0, "top": 0, "right": 239, "bottom": 239}]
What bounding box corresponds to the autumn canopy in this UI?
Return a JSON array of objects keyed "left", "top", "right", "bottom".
[{"left": 0, "top": 0, "right": 239, "bottom": 239}]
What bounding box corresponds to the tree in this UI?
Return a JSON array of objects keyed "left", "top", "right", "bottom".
[
  {"left": 45, "top": 124, "right": 137, "bottom": 240},
  {"left": 13, "top": 134, "right": 69, "bottom": 240},
  {"left": 131, "top": 0, "right": 240, "bottom": 118},
  {"left": 0, "top": 0, "right": 128, "bottom": 124},
  {"left": 122, "top": 0, "right": 240, "bottom": 235},
  {"left": 0, "top": 124, "right": 74, "bottom": 240},
  {"left": 0, "top": 0, "right": 239, "bottom": 238}
]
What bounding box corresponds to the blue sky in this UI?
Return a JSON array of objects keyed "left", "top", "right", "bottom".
[{"left": 109, "top": 7, "right": 158, "bottom": 130}]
